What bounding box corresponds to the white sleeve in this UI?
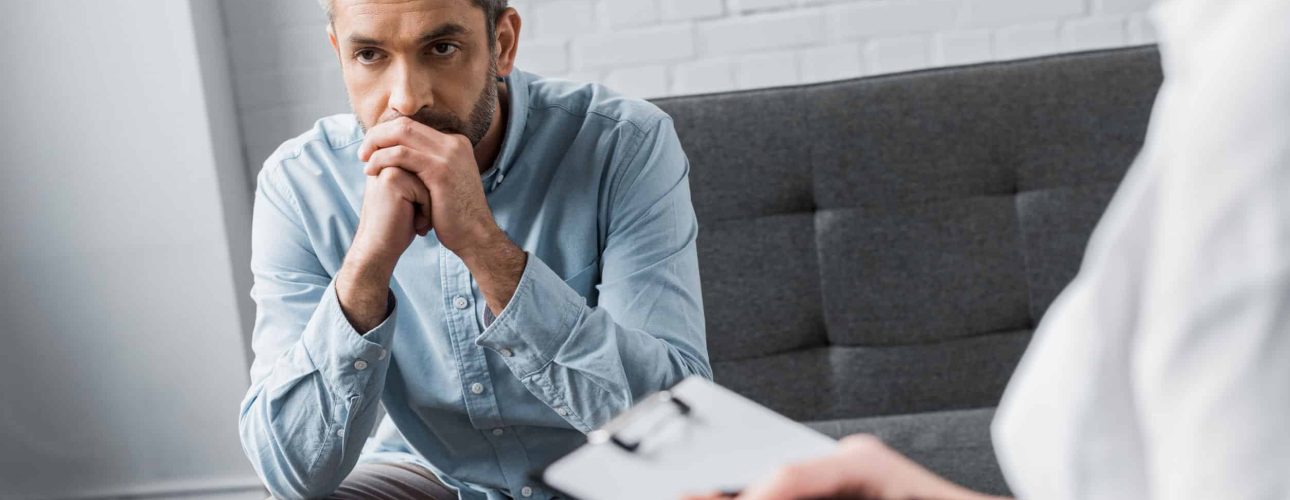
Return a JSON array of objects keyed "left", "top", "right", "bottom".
[
  {"left": 1129, "top": 1, "right": 1290, "bottom": 498},
  {"left": 994, "top": 1, "right": 1290, "bottom": 499}
]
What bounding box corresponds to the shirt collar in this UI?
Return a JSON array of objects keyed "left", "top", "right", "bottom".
[{"left": 483, "top": 67, "right": 531, "bottom": 191}]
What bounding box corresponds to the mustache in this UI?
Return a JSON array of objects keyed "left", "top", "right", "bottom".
[{"left": 387, "top": 108, "right": 468, "bottom": 135}]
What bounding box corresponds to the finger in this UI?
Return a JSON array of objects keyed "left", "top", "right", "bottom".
[
  {"left": 358, "top": 116, "right": 446, "bottom": 162},
  {"left": 364, "top": 144, "right": 442, "bottom": 179},
  {"left": 410, "top": 181, "right": 433, "bottom": 231},
  {"left": 402, "top": 173, "right": 433, "bottom": 228},
  {"left": 737, "top": 453, "right": 863, "bottom": 500},
  {"left": 377, "top": 168, "right": 433, "bottom": 229},
  {"left": 414, "top": 202, "right": 433, "bottom": 236}
]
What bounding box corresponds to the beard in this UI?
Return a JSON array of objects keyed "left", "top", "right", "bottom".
[{"left": 359, "top": 59, "right": 499, "bottom": 147}]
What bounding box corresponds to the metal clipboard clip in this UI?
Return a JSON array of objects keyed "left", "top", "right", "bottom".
[{"left": 586, "top": 389, "right": 693, "bottom": 453}]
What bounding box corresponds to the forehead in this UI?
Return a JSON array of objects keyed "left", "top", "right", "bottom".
[{"left": 332, "top": 0, "right": 484, "bottom": 39}]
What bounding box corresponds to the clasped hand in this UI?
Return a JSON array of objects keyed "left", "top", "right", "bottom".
[{"left": 350, "top": 116, "right": 499, "bottom": 265}]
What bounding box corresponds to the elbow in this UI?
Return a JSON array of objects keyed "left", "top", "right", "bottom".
[
  {"left": 689, "top": 357, "right": 713, "bottom": 380},
  {"left": 239, "top": 404, "right": 345, "bottom": 500},
  {"left": 677, "top": 347, "right": 713, "bottom": 381},
  {"left": 243, "top": 440, "right": 344, "bottom": 500}
]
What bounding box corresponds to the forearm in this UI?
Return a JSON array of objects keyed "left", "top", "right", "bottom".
[
  {"left": 457, "top": 225, "right": 527, "bottom": 317},
  {"left": 473, "top": 254, "right": 710, "bottom": 432},
  {"left": 336, "top": 247, "right": 397, "bottom": 333},
  {"left": 240, "top": 360, "right": 386, "bottom": 498},
  {"left": 241, "top": 281, "right": 399, "bottom": 498},
  {"left": 247, "top": 150, "right": 411, "bottom": 498},
  {"left": 533, "top": 307, "right": 711, "bottom": 431}
]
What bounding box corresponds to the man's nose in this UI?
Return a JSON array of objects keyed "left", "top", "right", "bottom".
[{"left": 387, "top": 61, "right": 432, "bottom": 117}]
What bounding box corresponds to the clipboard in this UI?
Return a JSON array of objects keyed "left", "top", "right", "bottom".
[{"left": 534, "top": 376, "right": 838, "bottom": 499}]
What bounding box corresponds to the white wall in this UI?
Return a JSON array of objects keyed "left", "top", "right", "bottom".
[
  {"left": 222, "top": 0, "right": 1158, "bottom": 177},
  {"left": 0, "top": 1, "right": 260, "bottom": 498}
]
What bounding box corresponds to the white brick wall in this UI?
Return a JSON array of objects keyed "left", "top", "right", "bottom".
[
  {"left": 220, "top": 0, "right": 1158, "bottom": 173},
  {"left": 995, "top": 22, "right": 1060, "bottom": 60}
]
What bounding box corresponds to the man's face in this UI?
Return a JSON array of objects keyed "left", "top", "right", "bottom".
[{"left": 329, "top": 0, "right": 498, "bottom": 145}]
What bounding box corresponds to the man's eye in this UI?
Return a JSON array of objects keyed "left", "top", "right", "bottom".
[
  {"left": 355, "top": 49, "right": 383, "bottom": 63},
  {"left": 429, "top": 43, "right": 458, "bottom": 56}
]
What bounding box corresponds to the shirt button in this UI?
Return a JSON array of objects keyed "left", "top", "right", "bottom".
[
  {"left": 520, "top": 486, "right": 533, "bottom": 497},
  {"left": 555, "top": 407, "right": 569, "bottom": 417},
  {"left": 336, "top": 428, "right": 345, "bottom": 437},
  {"left": 499, "top": 348, "right": 514, "bottom": 358},
  {"left": 377, "top": 349, "right": 387, "bottom": 361},
  {"left": 452, "top": 296, "right": 469, "bottom": 309},
  {"left": 353, "top": 359, "right": 368, "bottom": 371},
  {"left": 470, "top": 382, "right": 485, "bottom": 395},
  {"left": 492, "top": 428, "right": 504, "bottom": 436}
]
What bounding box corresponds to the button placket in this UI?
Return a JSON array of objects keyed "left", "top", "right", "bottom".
[{"left": 441, "top": 251, "right": 504, "bottom": 430}]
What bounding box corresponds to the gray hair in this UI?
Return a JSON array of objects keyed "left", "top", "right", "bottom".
[{"left": 317, "top": 0, "right": 510, "bottom": 41}]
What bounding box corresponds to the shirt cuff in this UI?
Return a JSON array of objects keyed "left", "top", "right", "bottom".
[
  {"left": 474, "top": 253, "right": 585, "bottom": 376},
  {"left": 301, "top": 280, "right": 398, "bottom": 397}
]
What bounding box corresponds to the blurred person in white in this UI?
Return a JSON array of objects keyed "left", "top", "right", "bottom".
[{"left": 688, "top": 0, "right": 1290, "bottom": 499}]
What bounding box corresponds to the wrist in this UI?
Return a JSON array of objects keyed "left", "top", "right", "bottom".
[
  {"left": 456, "top": 225, "right": 526, "bottom": 316},
  {"left": 454, "top": 220, "right": 508, "bottom": 264},
  {"left": 345, "top": 238, "right": 400, "bottom": 276},
  {"left": 337, "top": 250, "right": 396, "bottom": 333}
]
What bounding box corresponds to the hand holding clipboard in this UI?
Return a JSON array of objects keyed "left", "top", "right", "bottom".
[{"left": 536, "top": 376, "right": 838, "bottom": 500}]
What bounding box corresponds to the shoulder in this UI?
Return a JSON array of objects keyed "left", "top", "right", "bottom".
[
  {"left": 522, "top": 70, "right": 673, "bottom": 141},
  {"left": 255, "top": 114, "right": 363, "bottom": 194}
]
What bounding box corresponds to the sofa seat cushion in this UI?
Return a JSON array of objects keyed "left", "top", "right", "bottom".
[{"left": 806, "top": 407, "right": 1008, "bottom": 496}]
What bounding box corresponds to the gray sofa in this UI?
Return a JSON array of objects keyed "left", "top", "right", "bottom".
[{"left": 652, "top": 46, "right": 1164, "bottom": 495}]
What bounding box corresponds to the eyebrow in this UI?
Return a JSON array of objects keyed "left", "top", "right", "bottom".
[{"left": 347, "top": 23, "right": 471, "bottom": 47}]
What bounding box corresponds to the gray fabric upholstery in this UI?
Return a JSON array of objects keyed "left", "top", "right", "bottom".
[
  {"left": 652, "top": 46, "right": 1164, "bottom": 494},
  {"left": 808, "top": 408, "right": 1007, "bottom": 496}
]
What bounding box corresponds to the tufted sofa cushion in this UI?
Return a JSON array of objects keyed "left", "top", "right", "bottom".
[
  {"left": 652, "top": 47, "right": 1163, "bottom": 426},
  {"left": 809, "top": 408, "right": 1005, "bottom": 494}
]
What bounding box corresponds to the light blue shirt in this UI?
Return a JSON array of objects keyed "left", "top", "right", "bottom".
[{"left": 239, "top": 68, "right": 711, "bottom": 499}]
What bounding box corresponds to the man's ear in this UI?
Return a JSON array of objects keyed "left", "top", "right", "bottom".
[
  {"left": 328, "top": 24, "right": 341, "bottom": 63},
  {"left": 493, "top": 8, "right": 520, "bottom": 78}
]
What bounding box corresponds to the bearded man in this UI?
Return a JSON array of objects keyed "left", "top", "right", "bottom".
[{"left": 237, "top": 1, "right": 710, "bottom": 498}]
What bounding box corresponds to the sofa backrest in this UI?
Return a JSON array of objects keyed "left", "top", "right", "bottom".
[{"left": 653, "top": 46, "right": 1164, "bottom": 422}]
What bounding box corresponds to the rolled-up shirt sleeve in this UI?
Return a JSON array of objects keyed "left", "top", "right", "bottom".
[
  {"left": 238, "top": 163, "right": 397, "bottom": 499},
  {"left": 475, "top": 116, "right": 712, "bottom": 433}
]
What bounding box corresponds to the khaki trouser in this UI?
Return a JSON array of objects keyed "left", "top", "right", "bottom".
[{"left": 268, "top": 461, "right": 457, "bottom": 500}]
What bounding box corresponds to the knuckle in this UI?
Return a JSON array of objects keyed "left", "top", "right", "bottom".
[
  {"left": 771, "top": 465, "right": 801, "bottom": 484},
  {"left": 764, "top": 465, "right": 809, "bottom": 493},
  {"left": 840, "top": 434, "right": 885, "bottom": 455},
  {"left": 428, "top": 163, "right": 449, "bottom": 181},
  {"left": 390, "top": 145, "right": 410, "bottom": 160},
  {"left": 841, "top": 434, "right": 879, "bottom": 446},
  {"left": 368, "top": 147, "right": 386, "bottom": 164},
  {"left": 377, "top": 167, "right": 401, "bottom": 182}
]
